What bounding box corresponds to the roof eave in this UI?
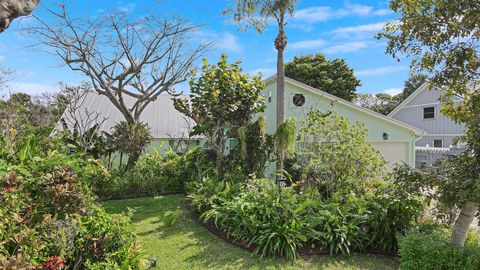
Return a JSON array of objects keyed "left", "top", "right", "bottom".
[{"left": 264, "top": 74, "right": 426, "bottom": 136}]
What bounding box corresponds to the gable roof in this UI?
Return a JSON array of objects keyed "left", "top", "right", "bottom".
[
  {"left": 264, "top": 75, "right": 426, "bottom": 136},
  {"left": 55, "top": 92, "right": 194, "bottom": 139},
  {"left": 388, "top": 82, "right": 432, "bottom": 117}
]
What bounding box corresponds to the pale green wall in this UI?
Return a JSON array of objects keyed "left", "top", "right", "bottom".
[{"left": 259, "top": 80, "right": 417, "bottom": 168}]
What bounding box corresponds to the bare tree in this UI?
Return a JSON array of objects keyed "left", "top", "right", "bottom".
[
  {"left": 0, "top": 0, "right": 40, "bottom": 32},
  {"left": 0, "top": 65, "right": 14, "bottom": 94},
  {"left": 29, "top": 3, "right": 207, "bottom": 125}
]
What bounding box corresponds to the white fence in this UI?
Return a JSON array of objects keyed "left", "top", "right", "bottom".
[{"left": 415, "top": 146, "right": 465, "bottom": 167}]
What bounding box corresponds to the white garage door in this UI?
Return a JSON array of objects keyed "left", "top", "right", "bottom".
[{"left": 372, "top": 142, "right": 409, "bottom": 167}]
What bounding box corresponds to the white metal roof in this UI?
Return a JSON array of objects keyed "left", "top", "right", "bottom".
[{"left": 55, "top": 92, "right": 194, "bottom": 139}]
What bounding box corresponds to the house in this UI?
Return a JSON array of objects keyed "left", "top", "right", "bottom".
[
  {"left": 54, "top": 92, "right": 198, "bottom": 154},
  {"left": 261, "top": 75, "right": 425, "bottom": 168},
  {"left": 388, "top": 82, "right": 465, "bottom": 148},
  {"left": 55, "top": 76, "right": 425, "bottom": 168}
]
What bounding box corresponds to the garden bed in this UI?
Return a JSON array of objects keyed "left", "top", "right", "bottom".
[
  {"left": 193, "top": 206, "right": 398, "bottom": 258},
  {"left": 103, "top": 195, "right": 400, "bottom": 269}
]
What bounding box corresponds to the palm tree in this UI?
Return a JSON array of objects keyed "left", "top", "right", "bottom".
[{"left": 228, "top": 0, "right": 299, "bottom": 126}]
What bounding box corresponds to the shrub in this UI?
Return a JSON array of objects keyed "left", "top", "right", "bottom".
[
  {"left": 399, "top": 228, "right": 480, "bottom": 270},
  {"left": 296, "top": 111, "right": 385, "bottom": 197},
  {"left": 0, "top": 148, "right": 141, "bottom": 268},
  {"left": 95, "top": 148, "right": 197, "bottom": 199},
  {"left": 363, "top": 180, "right": 425, "bottom": 252}
]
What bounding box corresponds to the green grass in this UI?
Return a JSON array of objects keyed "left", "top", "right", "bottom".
[{"left": 103, "top": 194, "right": 400, "bottom": 270}]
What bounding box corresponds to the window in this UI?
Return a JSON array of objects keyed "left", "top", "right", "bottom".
[
  {"left": 433, "top": 139, "right": 443, "bottom": 148},
  {"left": 293, "top": 94, "right": 305, "bottom": 107},
  {"left": 423, "top": 107, "right": 435, "bottom": 119}
]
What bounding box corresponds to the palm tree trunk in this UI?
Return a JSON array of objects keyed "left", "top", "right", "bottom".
[
  {"left": 451, "top": 201, "right": 478, "bottom": 247},
  {"left": 274, "top": 9, "right": 288, "bottom": 177},
  {"left": 276, "top": 47, "right": 285, "bottom": 126}
]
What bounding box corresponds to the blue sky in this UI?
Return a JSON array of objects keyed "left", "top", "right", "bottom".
[{"left": 0, "top": 0, "right": 411, "bottom": 96}]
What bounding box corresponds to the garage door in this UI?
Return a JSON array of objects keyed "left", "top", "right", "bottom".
[{"left": 372, "top": 142, "right": 409, "bottom": 167}]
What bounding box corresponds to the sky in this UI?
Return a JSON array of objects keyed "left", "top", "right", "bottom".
[{"left": 0, "top": 0, "right": 411, "bottom": 97}]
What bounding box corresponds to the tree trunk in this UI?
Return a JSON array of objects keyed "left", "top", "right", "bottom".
[
  {"left": 451, "top": 201, "right": 478, "bottom": 247},
  {"left": 0, "top": 0, "right": 40, "bottom": 33},
  {"left": 274, "top": 10, "right": 288, "bottom": 178},
  {"left": 126, "top": 151, "right": 140, "bottom": 172}
]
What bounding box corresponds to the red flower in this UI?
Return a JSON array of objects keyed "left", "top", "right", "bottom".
[{"left": 2, "top": 186, "right": 10, "bottom": 193}]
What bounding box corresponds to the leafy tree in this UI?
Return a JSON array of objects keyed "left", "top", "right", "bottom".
[
  {"left": 228, "top": 0, "right": 299, "bottom": 126},
  {"left": 356, "top": 74, "right": 429, "bottom": 115},
  {"left": 378, "top": 0, "right": 479, "bottom": 247},
  {"left": 174, "top": 54, "right": 265, "bottom": 174},
  {"left": 356, "top": 93, "right": 402, "bottom": 115},
  {"left": 402, "top": 73, "right": 428, "bottom": 99},
  {"left": 297, "top": 110, "right": 385, "bottom": 197},
  {"left": 285, "top": 53, "right": 361, "bottom": 101}
]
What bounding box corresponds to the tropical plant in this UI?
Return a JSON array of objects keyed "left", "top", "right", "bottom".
[
  {"left": 111, "top": 121, "right": 152, "bottom": 171},
  {"left": 275, "top": 117, "right": 296, "bottom": 180},
  {"left": 174, "top": 54, "right": 265, "bottom": 175},
  {"left": 235, "top": 115, "right": 275, "bottom": 177}
]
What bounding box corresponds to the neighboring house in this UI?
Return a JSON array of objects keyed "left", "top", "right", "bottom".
[
  {"left": 54, "top": 92, "right": 199, "bottom": 154},
  {"left": 261, "top": 75, "right": 425, "bottom": 168},
  {"left": 388, "top": 82, "right": 465, "bottom": 148}
]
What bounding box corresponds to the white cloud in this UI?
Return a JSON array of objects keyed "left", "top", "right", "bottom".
[
  {"left": 374, "top": 9, "right": 393, "bottom": 16},
  {"left": 331, "top": 22, "right": 386, "bottom": 34},
  {"left": 215, "top": 32, "right": 242, "bottom": 52},
  {"left": 383, "top": 87, "right": 403, "bottom": 96},
  {"left": 355, "top": 65, "right": 408, "bottom": 76},
  {"left": 198, "top": 31, "right": 242, "bottom": 53},
  {"left": 117, "top": 2, "right": 136, "bottom": 13},
  {"left": 292, "top": 7, "right": 333, "bottom": 23},
  {"left": 8, "top": 82, "right": 57, "bottom": 95},
  {"left": 289, "top": 39, "right": 326, "bottom": 50},
  {"left": 323, "top": 41, "right": 373, "bottom": 54},
  {"left": 292, "top": 4, "right": 389, "bottom": 25},
  {"left": 248, "top": 68, "right": 275, "bottom": 77}
]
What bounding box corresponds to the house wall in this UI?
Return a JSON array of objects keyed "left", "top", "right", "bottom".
[
  {"left": 391, "top": 86, "right": 464, "bottom": 147},
  {"left": 260, "top": 80, "right": 417, "bottom": 169}
]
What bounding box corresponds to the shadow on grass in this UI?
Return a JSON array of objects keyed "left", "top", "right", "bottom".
[{"left": 103, "top": 195, "right": 399, "bottom": 270}]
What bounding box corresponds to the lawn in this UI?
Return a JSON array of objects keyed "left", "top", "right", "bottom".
[{"left": 103, "top": 194, "right": 400, "bottom": 270}]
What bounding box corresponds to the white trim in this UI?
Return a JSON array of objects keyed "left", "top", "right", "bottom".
[
  {"left": 422, "top": 106, "right": 436, "bottom": 120},
  {"left": 421, "top": 134, "right": 464, "bottom": 137},
  {"left": 388, "top": 82, "right": 432, "bottom": 117},
  {"left": 264, "top": 75, "right": 426, "bottom": 136},
  {"left": 402, "top": 99, "right": 462, "bottom": 109},
  {"left": 433, "top": 139, "right": 443, "bottom": 148}
]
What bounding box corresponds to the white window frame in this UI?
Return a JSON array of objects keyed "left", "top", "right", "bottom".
[
  {"left": 423, "top": 106, "right": 435, "bottom": 119},
  {"left": 433, "top": 139, "right": 443, "bottom": 148}
]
